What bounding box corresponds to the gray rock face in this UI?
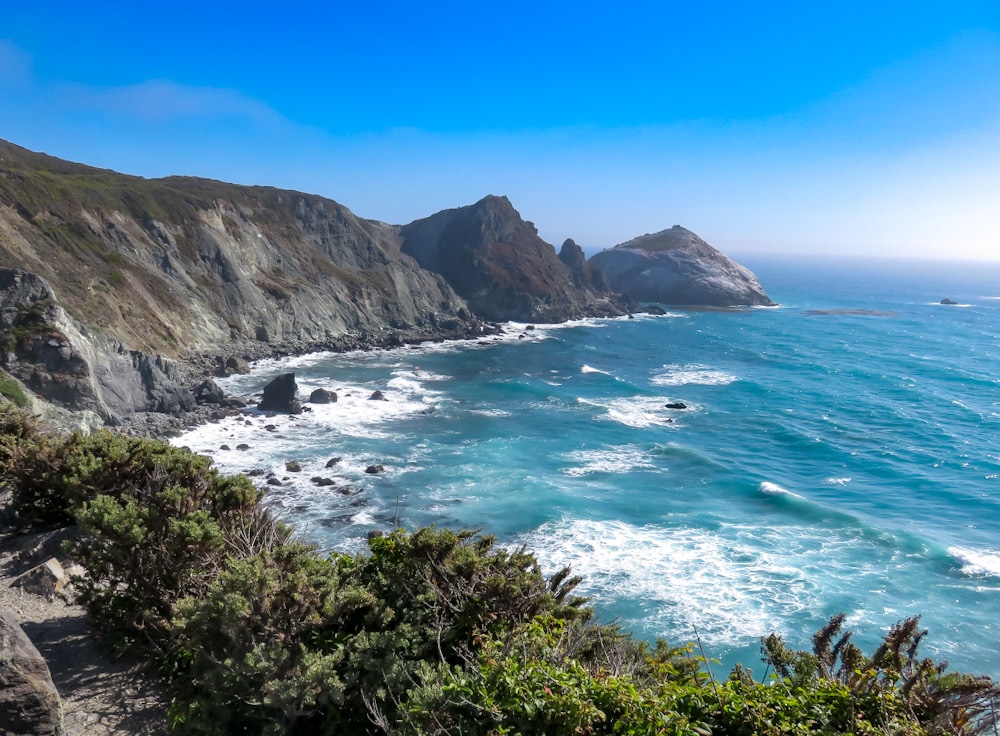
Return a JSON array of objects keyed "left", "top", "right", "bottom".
[
  {"left": 0, "top": 608, "right": 64, "bottom": 736},
  {"left": 589, "top": 226, "right": 774, "bottom": 307},
  {"left": 258, "top": 373, "right": 301, "bottom": 414},
  {"left": 0, "top": 268, "right": 196, "bottom": 420}
]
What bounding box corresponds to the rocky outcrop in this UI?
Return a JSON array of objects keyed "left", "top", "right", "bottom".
[
  {"left": 558, "top": 238, "right": 608, "bottom": 292},
  {"left": 257, "top": 373, "right": 300, "bottom": 414},
  {"left": 0, "top": 608, "right": 64, "bottom": 735},
  {"left": 0, "top": 268, "right": 196, "bottom": 423},
  {"left": 400, "top": 196, "right": 629, "bottom": 322},
  {"left": 589, "top": 226, "right": 774, "bottom": 307}
]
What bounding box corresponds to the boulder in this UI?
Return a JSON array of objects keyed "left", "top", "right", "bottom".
[
  {"left": 309, "top": 388, "right": 337, "bottom": 404},
  {"left": 12, "top": 558, "right": 72, "bottom": 599},
  {"left": 258, "top": 373, "right": 302, "bottom": 414},
  {"left": 325, "top": 457, "right": 342, "bottom": 468},
  {"left": 940, "top": 298, "right": 959, "bottom": 305},
  {"left": 589, "top": 226, "right": 774, "bottom": 307},
  {"left": 664, "top": 402, "right": 688, "bottom": 409},
  {"left": 194, "top": 379, "right": 226, "bottom": 404},
  {"left": 365, "top": 464, "right": 385, "bottom": 474},
  {"left": 285, "top": 460, "right": 302, "bottom": 472},
  {"left": 221, "top": 356, "right": 250, "bottom": 376},
  {"left": 0, "top": 608, "right": 64, "bottom": 736},
  {"left": 368, "top": 390, "right": 388, "bottom": 401}
]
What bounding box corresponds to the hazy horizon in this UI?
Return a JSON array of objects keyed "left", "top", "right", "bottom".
[{"left": 2, "top": 2, "right": 998, "bottom": 262}]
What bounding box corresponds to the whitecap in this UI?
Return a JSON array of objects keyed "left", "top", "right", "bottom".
[
  {"left": 948, "top": 547, "right": 1000, "bottom": 578},
  {"left": 825, "top": 477, "right": 852, "bottom": 486},
  {"left": 580, "top": 364, "right": 613, "bottom": 376},
  {"left": 578, "top": 396, "right": 679, "bottom": 429},
  {"left": 759, "top": 481, "right": 804, "bottom": 499},
  {"left": 519, "top": 519, "right": 814, "bottom": 646},
  {"left": 651, "top": 364, "right": 738, "bottom": 387},
  {"left": 563, "top": 446, "right": 658, "bottom": 476}
]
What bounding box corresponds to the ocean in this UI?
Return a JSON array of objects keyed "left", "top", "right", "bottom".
[{"left": 174, "top": 255, "right": 1000, "bottom": 678}]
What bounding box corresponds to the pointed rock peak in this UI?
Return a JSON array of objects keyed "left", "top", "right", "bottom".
[
  {"left": 616, "top": 225, "right": 710, "bottom": 253},
  {"left": 558, "top": 238, "right": 586, "bottom": 268}
]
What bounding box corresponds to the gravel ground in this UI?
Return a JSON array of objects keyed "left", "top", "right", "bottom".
[{"left": 0, "top": 513, "right": 169, "bottom": 736}]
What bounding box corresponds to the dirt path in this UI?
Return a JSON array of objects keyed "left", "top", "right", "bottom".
[{"left": 1, "top": 525, "right": 169, "bottom": 736}]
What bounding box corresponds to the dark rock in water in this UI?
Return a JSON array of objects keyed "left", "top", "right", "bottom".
[
  {"left": 369, "top": 390, "right": 388, "bottom": 401},
  {"left": 664, "top": 402, "right": 688, "bottom": 409},
  {"left": 365, "top": 464, "right": 385, "bottom": 474},
  {"left": 589, "top": 226, "right": 774, "bottom": 307},
  {"left": 266, "top": 477, "right": 283, "bottom": 486},
  {"left": 236, "top": 443, "right": 250, "bottom": 451},
  {"left": 309, "top": 388, "right": 337, "bottom": 404},
  {"left": 311, "top": 477, "right": 335, "bottom": 487},
  {"left": 940, "top": 298, "right": 959, "bottom": 305},
  {"left": 247, "top": 468, "right": 265, "bottom": 476},
  {"left": 220, "top": 444, "right": 231, "bottom": 451},
  {"left": 285, "top": 460, "right": 302, "bottom": 472},
  {"left": 367, "top": 530, "right": 385, "bottom": 541},
  {"left": 0, "top": 609, "right": 64, "bottom": 736},
  {"left": 194, "top": 378, "right": 226, "bottom": 405},
  {"left": 642, "top": 305, "right": 667, "bottom": 315},
  {"left": 264, "top": 424, "right": 277, "bottom": 431},
  {"left": 325, "top": 457, "right": 341, "bottom": 467},
  {"left": 258, "top": 373, "right": 301, "bottom": 414}
]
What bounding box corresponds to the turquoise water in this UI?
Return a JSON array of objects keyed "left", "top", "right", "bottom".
[{"left": 176, "top": 256, "right": 1000, "bottom": 678}]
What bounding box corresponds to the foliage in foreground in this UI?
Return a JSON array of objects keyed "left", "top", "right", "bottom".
[{"left": 2, "top": 405, "right": 998, "bottom": 735}]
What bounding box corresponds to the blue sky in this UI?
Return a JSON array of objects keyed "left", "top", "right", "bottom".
[{"left": 1, "top": 2, "right": 998, "bottom": 260}]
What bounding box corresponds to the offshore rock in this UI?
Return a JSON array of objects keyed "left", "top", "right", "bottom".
[
  {"left": 589, "top": 226, "right": 774, "bottom": 307},
  {"left": 258, "top": 373, "right": 301, "bottom": 414},
  {"left": 309, "top": 388, "right": 337, "bottom": 404},
  {"left": 401, "top": 196, "right": 628, "bottom": 322},
  {"left": 0, "top": 608, "right": 64, "bottom": 735}
]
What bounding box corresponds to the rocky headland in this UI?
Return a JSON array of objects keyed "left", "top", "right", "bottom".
[
  {"left": 588, "top": 225, "right": 774, "bottom": 307},
  {"left": 0, "top": 139, "right": 771, "bottom": 431}
]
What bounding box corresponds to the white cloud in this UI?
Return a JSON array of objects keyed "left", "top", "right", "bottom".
[{"left": 57, "top": 79, "right": 283, "bottom": 124}]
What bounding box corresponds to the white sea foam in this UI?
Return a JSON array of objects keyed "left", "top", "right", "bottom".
[
  {"left": 521, "top": 519, "right": 816, "bottom": 645},
  {"left": 520, "top": 518, "right": 914, "bottom": 649},
  {"left": 825, "top": 477, "right": 852, "bottom": 486},
  {"left": 579, "top": 396, "right": 680, "bottom": 429},
  {"left": 758, "top": 481, "right": 803, "bottom": 498},
  {"left": 948, "top": 547, "right": 1000, "bottom": 578},
  {"left": 563, "top": 446, "right": 658, "bottom": 476},
  {"left": 651, "top": 364, "right": 738, "bottom": 387},
  {"left": 580, "top": 364, "right": 613, "bottom": 376}
]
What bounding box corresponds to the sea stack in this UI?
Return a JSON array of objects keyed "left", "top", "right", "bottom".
[{"left": 588, "top": 226, "right": 774, "bottom": 307}]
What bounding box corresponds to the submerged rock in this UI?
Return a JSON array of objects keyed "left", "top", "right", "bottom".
[{"left": 309, "top": 388, "right": 337, "bottom": 404}]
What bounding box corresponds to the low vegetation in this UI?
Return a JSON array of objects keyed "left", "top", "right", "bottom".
[{"left": 2, "top": 405, "right": 998, "bottom": 735}]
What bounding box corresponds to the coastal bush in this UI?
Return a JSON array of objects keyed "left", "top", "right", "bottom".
[{"left": 2, "top": 408, "right": 998, "bottom": 735}]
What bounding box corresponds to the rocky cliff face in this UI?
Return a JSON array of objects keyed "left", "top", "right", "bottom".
[
  {"left": 400, "top": 196, "right": 628, "bottom": 322},
  {"left": 0, "top": 140, "right": 488, "bottom": 424},
  {"left": 588, "top": 226, "right": 774, "bottom": 307},
  {"left": 0, "top": 140, "right": 475, "bottom": 361}
]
